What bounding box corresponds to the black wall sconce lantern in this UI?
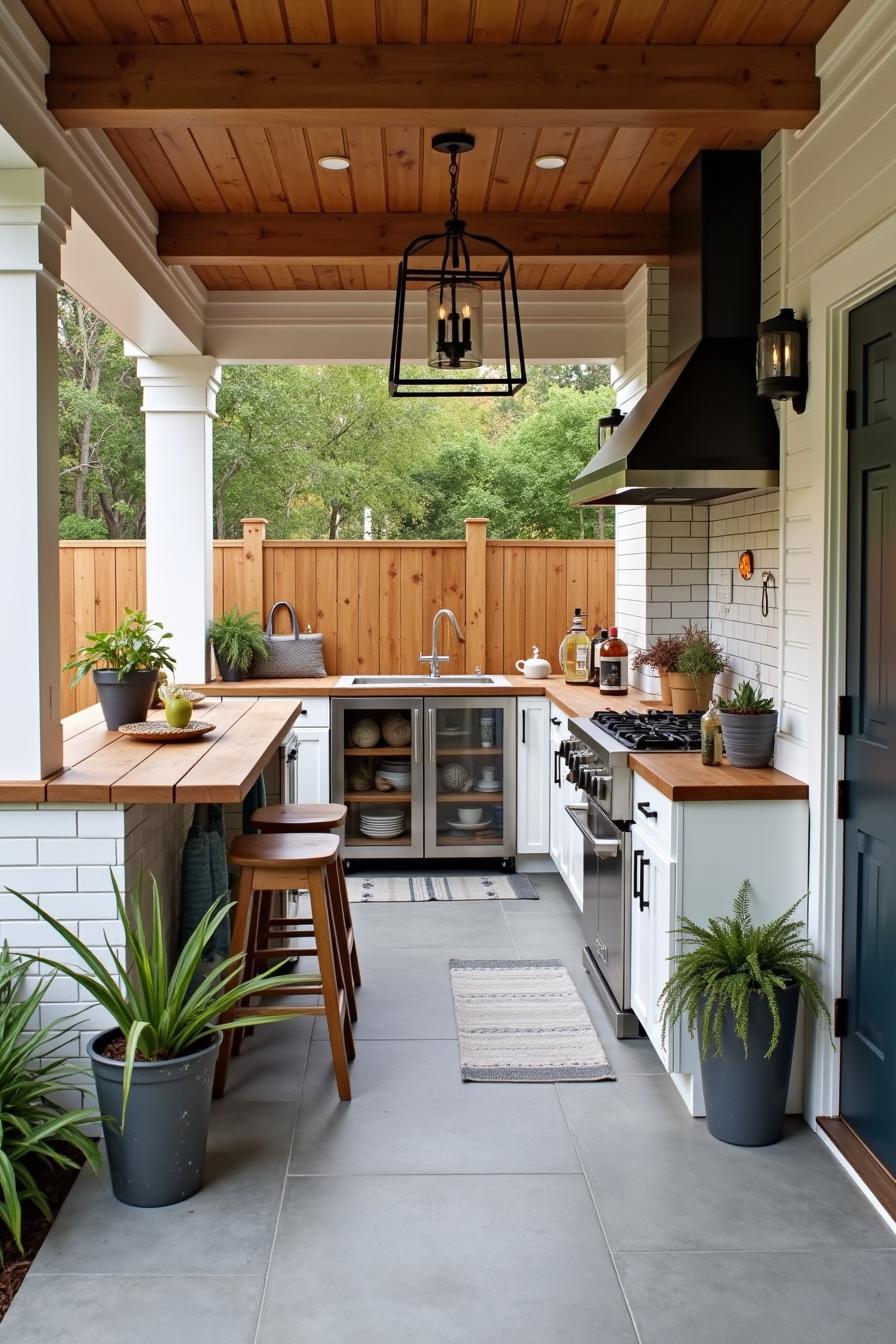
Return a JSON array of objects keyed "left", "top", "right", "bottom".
[
  {"left": 597, "top": 407, "right": 626, "bottom": 449},
  {"left": 756, "top": 308, "right": 808, "bottom": 413},
  {"left": 388, "top": 132, "right": 526, "bottom": 398}
]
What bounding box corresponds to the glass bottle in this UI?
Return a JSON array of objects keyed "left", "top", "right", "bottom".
[
  {"left": 598, "top": 626, "right": 629, "bottom": 696},
  {"left": 701, "top": 698, "right": 722, "bottom": 766},
  {"left": 588, "top": 627, "right": 609, "bottom": 685},
  {"left": 559, "top": 608, "right": 590, "bottom": 684}
]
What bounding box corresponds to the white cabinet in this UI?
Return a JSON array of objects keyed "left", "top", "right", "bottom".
[
  {"left": 516, "top": 696, "right": 551, "bottom": 854},
  {"left": 548, "top": 707, "right": 584, "bottom": 908},
  {"left": 629, "top": 821, "right": 675, "bottom": 1069},
  {"left": 628, "top": 771, "right": 809, "bottom": 1117},
  {"left": 283, "top": 699, "right": 331, "bottom": 804}
]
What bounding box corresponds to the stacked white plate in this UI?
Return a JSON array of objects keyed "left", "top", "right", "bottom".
[{"left": 359, "top": 809, "right": 406, "bottom": 838}]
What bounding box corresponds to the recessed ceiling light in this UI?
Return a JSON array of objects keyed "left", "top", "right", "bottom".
[
  {"left": 318, "top": 155, "right": 351, "bottom": 171},
  {"left": 534, "top": 154, "right": 568, "bottom": 170}
]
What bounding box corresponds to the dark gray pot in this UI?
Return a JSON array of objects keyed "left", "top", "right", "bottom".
[
  {"left": 214, "top": 652, "right": 244, "bottom": 682},
  {"left": 93, "top": 668, "right": 159, "bottom": 730},
  {"left": 89, "top": 1028, "right": 222, "bottom": 1207},
  {"left": 697, "top": 983, "right": 799, "bottom": 1146},
  {"left": 719, "top": 710, "right": 778, "bottom": 767}
]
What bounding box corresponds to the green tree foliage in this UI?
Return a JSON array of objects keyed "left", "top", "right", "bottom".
[
  {"left": 57, "top": 291, "right": 615, "bottom": 540},
  {"left": 58, "top": 290, "right": 144, "bottom": 537}
]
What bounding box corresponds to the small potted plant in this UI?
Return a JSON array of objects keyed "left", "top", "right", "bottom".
[
  {"left": 659, "top": 880, "right": 831, "bottom": 1146},
  {"left": 11, "top": 874, "right": 316, "bottom": 1208},
  {"left": 669, "top": 626, "right": 726, "bottom": 713},
  {"left": 718, "top": 680, "right": 778, "bottom": 767},
  {"left": 208, "top": 607, "right": 269, "bottom": 681},
  {"left": 64, "top": 608, "right": 175, "bottom": 730},
  {"left": 631, "top": 633, "right": 685, "bottom": 706}
]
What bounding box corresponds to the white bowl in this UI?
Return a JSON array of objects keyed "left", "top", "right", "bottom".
[{"left": 457, "top": 807, "right": 483, "bottom": 824}]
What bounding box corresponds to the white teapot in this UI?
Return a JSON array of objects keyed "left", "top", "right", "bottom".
[{"left": 515, "top": 646, "right": 552, "bottom": 679}]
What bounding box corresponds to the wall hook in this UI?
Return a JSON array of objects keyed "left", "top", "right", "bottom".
[{"left": 761, "top": 570, "right": 775, "bottom": 619}]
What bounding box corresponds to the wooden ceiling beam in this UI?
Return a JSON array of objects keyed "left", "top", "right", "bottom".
[
  {"left": 47, "top": 44, "right": 818, "bottom": 130},
  {"left": 157, "top": 211, "right": 670, "bottom": 267}
]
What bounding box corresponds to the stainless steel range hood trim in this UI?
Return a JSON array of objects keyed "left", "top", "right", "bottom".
[{"left": 570, "top": 466, "right": 779, "bottom": 507}]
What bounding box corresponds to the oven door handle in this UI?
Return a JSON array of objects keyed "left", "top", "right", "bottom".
[{"left": 565, "top": 805, "right": 620, "bottom": 859}]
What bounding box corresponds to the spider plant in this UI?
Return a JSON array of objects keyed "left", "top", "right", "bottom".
[
  {"left": 0, "top": 946, "right": 100, "bottom": 1255},
  {"left": 659, "top": 880, "right": 831, "bottom": 1059},
  {"left": 9, "top": 874, "right": 315, "bottom": 1124}
]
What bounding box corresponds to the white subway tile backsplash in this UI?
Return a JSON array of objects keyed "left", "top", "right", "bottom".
[
  {"left": 0, "top": 838, "right": 37, "bottom": 865},
  {"left": 39, "top": 837, "right": 119, "bottom": 866},
  {"left": 0, "top": 866, "right": 77, "bottom": 893},
  {"left": 0, "top": 808, "right": 76, "bottom": 837}
]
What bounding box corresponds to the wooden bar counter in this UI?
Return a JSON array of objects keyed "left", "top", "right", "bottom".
[{"left": 0, "top": 697, "right": 302, "bottom": 805}]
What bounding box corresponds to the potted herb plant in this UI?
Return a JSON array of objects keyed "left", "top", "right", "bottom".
[
  {"left": 0, "top": 946, "right": 101, "bottom": 1251},
  {"left": 11, "top": 874, "right": 316, "bottom": 1208},
  {"left": 208, "top": 607, "right": 269, "bottom": 682},
  {"left": 669, "top": 626, "right": 726, "bottom": 713},
  {"left": 64, "top": 608, "right": 175, "bottom": 730},
  {"left": 718, "top": 681, "right": 778, "bottom": 767},
  {"left": 659, "top": 881, "right": 831, "bottom": 1146},
  {"left": 631, "top": 633, "right": 685, "bottom": 706}
]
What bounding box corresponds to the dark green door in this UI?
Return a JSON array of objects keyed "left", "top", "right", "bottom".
[{"left": 841, "top": 285, "right": 896, "bottom": 1174}]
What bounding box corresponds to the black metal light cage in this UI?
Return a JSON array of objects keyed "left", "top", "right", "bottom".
[
  {"left": 597, "top": 407, "right": 626, "bottom": 449},
  {"left": 388, "top": 228, "right": 527, "bottom": 397},
  {"left": 756, "top": 307, "right": 808, "bottom": 413}
]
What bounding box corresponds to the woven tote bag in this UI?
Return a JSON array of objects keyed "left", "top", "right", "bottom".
[{"left": 251, "top": 601, "right": 327, "bottom": 677}]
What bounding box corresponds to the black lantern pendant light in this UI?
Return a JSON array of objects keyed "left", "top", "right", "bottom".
[
  {"left": 756, "top": 307, "right": 808, "bottom": 413},
  {"left": 388, "top": 132, "right": 526, "bottom": 397},
  {"left": 597, "top": 407, "right": 626, "bottom": 449}
]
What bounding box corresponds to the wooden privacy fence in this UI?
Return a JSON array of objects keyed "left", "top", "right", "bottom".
[{"left": 59, "top": 520, "right": 615, "bottom": 717}]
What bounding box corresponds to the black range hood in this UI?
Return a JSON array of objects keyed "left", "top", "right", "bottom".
[{"left": 571, "top": 151, "right": 779, "bottom": 507}]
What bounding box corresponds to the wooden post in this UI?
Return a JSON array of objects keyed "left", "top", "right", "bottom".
[
  {"left": 464, "top": 518, "right": 488, "bottom": 674},
  {"left": 241, "top": 518, "right": 268, "bottom": 623}
]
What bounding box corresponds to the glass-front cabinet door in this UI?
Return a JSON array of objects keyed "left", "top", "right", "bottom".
[
  {"left": 332, "top": 698, "right": 424, "bottom": 860},
  {"left": 425, "top": 698, "right": 516, "bottom": 860}
]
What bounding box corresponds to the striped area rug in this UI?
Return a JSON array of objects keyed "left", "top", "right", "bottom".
[
  {"left": 346, "top": 873, "right": 538, "bottom": 902},
  {"left": 449, "top": 958, "right": 615, "bottom": 1083}
]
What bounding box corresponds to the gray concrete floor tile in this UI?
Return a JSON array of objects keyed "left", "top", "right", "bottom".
[
  {"left": 225, "top": 1012, "right": 314, "bottom": 1100},
  {"left": 31, "top": 1101, "right": 296, "bottom": 1276},
  {"left": 349, "top": 899, "right": 515, "bottom": 949},
  {"left": 291, "top": 1038, "right": 581, "bottom": 1174},
  {"left": 615, "top": 1249, "right": 896, "bottom": 1344},
  {"left": 257, "top": 1175, "right": 638, "bottom": 1344},
  {"left": 559, "top": 1073, "right": 896, "bottom": 1252},
  {"left": 0, "top": 1275, "right": 264, "bottom": 1344},
  {"left": 312, "top": 945, "right": 470, "bottom": 1041}
]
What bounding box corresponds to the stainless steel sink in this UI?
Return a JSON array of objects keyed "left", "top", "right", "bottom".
[{"left": 337, "top": 674, "right": 509, "bottom": 687}]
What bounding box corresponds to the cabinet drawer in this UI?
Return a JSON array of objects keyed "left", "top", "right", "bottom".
[
  {"left": 293, "top": 697, "right": 330, "bottom": 728},
  {"left": 632, "top": 774, "right": 674, "bottom": 855}
]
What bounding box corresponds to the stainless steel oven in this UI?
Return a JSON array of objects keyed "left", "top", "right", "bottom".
[{"left": 566, "top": 803, "right": 634, "bottom": 1036}]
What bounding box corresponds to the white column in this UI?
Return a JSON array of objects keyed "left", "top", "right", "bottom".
[
  {"left": 0, "top": 168, "right": 70, "bottom": 778},
  {"left": 137, "top": 356, "right": 221, "bottom": 683}
]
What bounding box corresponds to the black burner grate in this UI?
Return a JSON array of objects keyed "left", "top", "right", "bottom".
[{"left": 590, "top": 709, "right": 703, "bottom": 752}]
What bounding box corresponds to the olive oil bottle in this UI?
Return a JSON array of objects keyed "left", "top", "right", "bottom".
[{"left": 559, "top": 608, "right": 590, "bottom": 684}]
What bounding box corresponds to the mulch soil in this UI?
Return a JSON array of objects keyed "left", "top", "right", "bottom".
[{"left": 0, "top": 1152, "right": 85, "bottom": 1321}]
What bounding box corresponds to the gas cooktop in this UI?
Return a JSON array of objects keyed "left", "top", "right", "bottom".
[{"left": 590, "top": 709, "right": 703, "bottom": 752}]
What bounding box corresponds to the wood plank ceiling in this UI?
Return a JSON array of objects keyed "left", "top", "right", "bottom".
[{"left": 23, "top": 0, "right": 850, "bottom": 292}]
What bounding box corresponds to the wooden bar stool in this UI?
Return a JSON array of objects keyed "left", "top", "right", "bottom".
[
  {"left": 250, "top": 803, "right": 361, "bottom": 1007},
  {"left": 214, "top": 832, "right": 353, "bottom": 1101}
]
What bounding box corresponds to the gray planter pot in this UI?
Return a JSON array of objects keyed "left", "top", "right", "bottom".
[
  {"left": 719, "top": 709, "right": 778, "bottom": 767},
  {"left": 214, "top": 652, "right": 244, "bottom": 682},
  {"left": 93, "top": 668, "right": 159, "bottom": 730},
  {"left": 697, "top": 983, "right": 799, "bottom": 1146},
  {"left": 89, "top": 1028, "right": 222, "bottom": 1207}
]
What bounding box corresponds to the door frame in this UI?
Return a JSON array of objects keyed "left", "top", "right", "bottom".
[{"left": 801, "top": 210, "right": 896, "bottom": 1135}]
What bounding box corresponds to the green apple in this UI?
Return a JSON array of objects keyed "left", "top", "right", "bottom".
[{"left": 165, "top": 692, "right": 193, "bottom": 729}]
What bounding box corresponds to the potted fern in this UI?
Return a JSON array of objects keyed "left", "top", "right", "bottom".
[
  {"left": 659, "top": 881, "right": 831, "bottom": 1146},
  {"left": 208, "top": 607, "right": 269, "bottom": 681},
  {"left": 718, "top": 680, "right": 778, "bottom": 767},
  {"left": 64, "top": 608, "right": 175, "bottom": 730},
  {"left": 10, "top": 875, "right": 315, "bottom": 1208}
]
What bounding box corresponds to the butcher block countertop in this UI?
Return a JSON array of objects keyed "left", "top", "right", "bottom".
[
  {"left": 629, "top": 753, "right": 808, "bottom": 802},
  {"left": 191, "top": 674, "right": 663, "bottom": 721},
  {"left": 0, "top": 697, "right": 301, "bottom": 805}
]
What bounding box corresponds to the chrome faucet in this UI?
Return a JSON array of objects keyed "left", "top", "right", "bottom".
[{"left": 420, "top": 608, "right": 465, "bottom": 678}]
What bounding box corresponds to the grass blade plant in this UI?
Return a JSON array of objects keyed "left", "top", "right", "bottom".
[
  {"left": 0, "top": 946, "right": 100, "bottom": 1255},
  {"left": 659, "top": 880, "right": 831, "bottom": 1059},
  {"left": 9, "top": 874, "right": 316, "bottom": 1125},
  {"left": 208, "top": 608, "right": 269, "bottom": 675}
]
